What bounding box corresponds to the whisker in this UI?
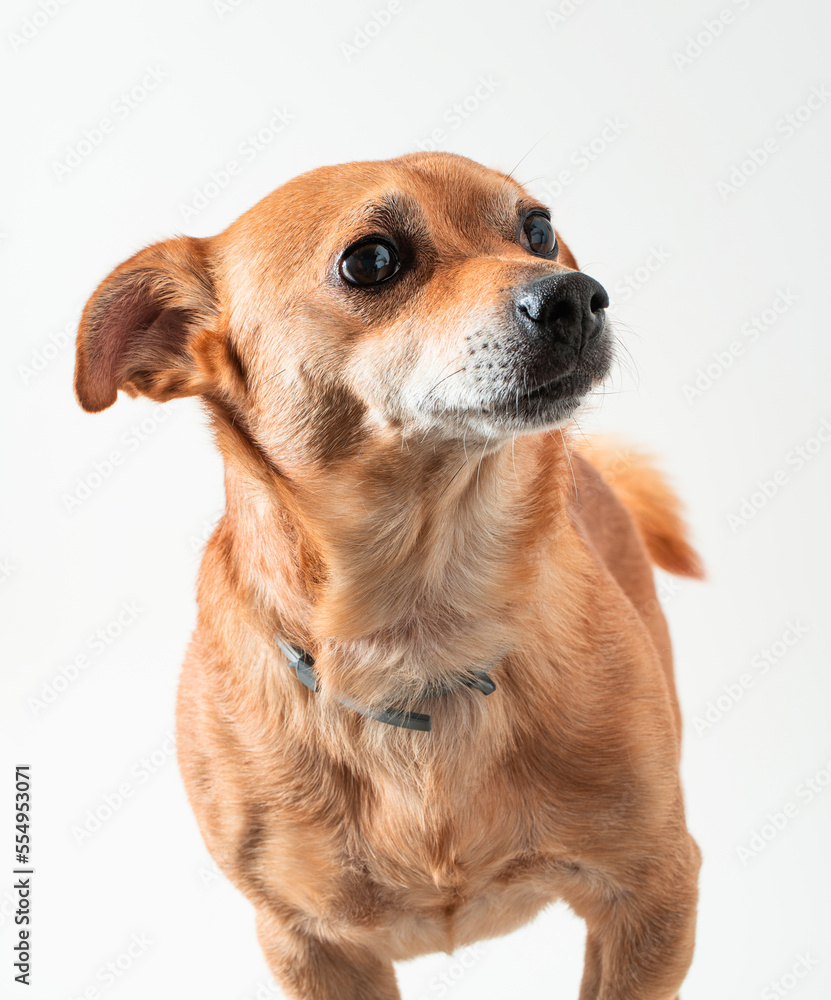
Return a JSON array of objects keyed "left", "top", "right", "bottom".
[
  {"left": 423, "top": 367, "right": 466, "bottom": 400},
  {"left": 435, "top": 460, "right": 468, "bottom": 503},
  {"left": 255, "top": 368, "right": 287, "bottom": 388},
  {"left": 475, "top": 432, "right": 492, "bottom": 495},
  {"left": 504, "top": 135, "right": 549, "bottom": 183},
  {"left": 559, "top": 425, "right": 577, "bottom": 487}
]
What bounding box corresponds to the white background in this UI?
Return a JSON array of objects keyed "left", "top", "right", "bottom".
[{"left": 2, "top": 0, "right": 830, "bottom": 997}]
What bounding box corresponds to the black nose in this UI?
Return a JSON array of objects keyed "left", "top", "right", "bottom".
[{"left": 514, "top": 273, "right": 609, "bottom": 352}]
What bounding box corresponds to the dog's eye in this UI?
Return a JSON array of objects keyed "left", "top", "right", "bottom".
[
  {"left": 339, "top": 240, "right": 400, "bottom": 287},
  {"left": 521, "top": 214, "right": 557, "bottom": 256}
]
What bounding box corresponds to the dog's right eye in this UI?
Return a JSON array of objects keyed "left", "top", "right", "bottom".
[{"left": 339, "top": 240, "right": 400, "bottom": 287}]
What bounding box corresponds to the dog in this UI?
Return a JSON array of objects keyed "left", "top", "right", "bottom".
[{"left": 74, "top": 151, "right": 703, "bottom": 1000}]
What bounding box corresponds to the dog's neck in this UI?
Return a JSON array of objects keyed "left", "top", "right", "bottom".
[{"left": 215, "top": 420, "right": 571, "bottom": 707}]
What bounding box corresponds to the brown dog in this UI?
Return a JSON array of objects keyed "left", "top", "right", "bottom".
[{"left": 74, "top": 152, "right": 703, "bottom": 999}]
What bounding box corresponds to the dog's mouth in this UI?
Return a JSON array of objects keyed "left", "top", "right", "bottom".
[
  {"left": 523, "top": 370, "right": 589, "bottom": 402},
  {"left": 411, "top": 323, "right": 613, "bottom": 438},
  {"left": 485, "top": 371, "right": 593, "bottom": 422},
  {"left": 475, "top": 332, "right": 613, "bottom": 429}
]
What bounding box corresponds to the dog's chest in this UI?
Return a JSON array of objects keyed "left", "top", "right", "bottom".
[{"left": 283, "top": 762, "right": 569, "bottom": 958}]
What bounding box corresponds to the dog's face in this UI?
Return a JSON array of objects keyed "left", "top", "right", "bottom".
[{"left": 75, "top": 153, "right": 612, "bottom": 459}]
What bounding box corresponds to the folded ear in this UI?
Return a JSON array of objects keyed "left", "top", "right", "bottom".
[{"left": 74, "top": 236, "right": 219, "bottom": 413}]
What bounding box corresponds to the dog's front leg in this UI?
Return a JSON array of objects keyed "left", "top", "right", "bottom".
[
  {"left": 576, "top": 838, "right": 701, "bottom": 1000},
  {"left": 255, "top": 907, "right": 400, "bottom": 1000}
]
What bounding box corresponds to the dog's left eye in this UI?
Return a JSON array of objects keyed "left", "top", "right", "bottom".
[
  {"left": 339, "top": 240, "right": 400, "bottom": 287},
  {"left": 521, "top": 214, "right": 557, "bottom": 256}
]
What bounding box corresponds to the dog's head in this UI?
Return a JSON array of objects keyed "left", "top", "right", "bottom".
[{"left": 75, "top": 152, "right": 612, "bottom": 458}]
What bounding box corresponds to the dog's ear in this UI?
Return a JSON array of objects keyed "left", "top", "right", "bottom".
[
  {"left": 74, "top": 236, "right": 219, "bottom": 413},
  {"left": 555, "top": 232, "right": 580, "bottom": 271}
]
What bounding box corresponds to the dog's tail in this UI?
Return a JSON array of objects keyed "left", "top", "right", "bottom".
[{"left": 577, "top": 437, "right": 705, "bottom": 579}]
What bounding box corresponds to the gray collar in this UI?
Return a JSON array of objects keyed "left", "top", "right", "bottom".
[{"left": 276, "top": 637, "right": 496, "bottom": 732}]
